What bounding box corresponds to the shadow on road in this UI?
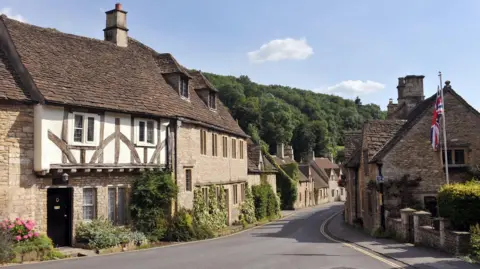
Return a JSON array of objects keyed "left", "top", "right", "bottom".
[{"left": 250, "top": 203, "right": 344, "bottom": 244}]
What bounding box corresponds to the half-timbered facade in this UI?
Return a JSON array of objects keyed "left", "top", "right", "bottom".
[{"left": 0, "top": 3, "right": 247, "bottom": 247}]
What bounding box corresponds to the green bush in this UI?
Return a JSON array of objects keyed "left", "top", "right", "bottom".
[
  {"left": 193, "top": 185, "right": 227, "bottom": 231},
  {"left": 239, "top": 184, "right": 256, "bottom": 224},
  {"left": 470, "top": 224, "right": 480, "bottom": 258},
  {"left": 438, "top": 180, "right": 480, "bottom": 231},
  {"left": 166, "top": 208, "right": 195, "bottom": 242},
  {"left": 0, "top": 229, "right": 14, "bottom": 264},
  {"left": 252, "top": 180, "right": 280, "bottom": 221},
  {"left": 75, "top": 219, "right": 147, "bottom": 250},
  {"left": 130, "top": 171, "right": 178, "bottom": 241}
]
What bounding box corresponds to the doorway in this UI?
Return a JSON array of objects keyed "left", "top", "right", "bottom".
[{"left": 47, "top": 188, "right": 73, "bottom": 247}]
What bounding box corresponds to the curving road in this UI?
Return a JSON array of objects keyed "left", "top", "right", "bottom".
[{"left": 12, "top": 203, "right": 399, "bottom": 269}]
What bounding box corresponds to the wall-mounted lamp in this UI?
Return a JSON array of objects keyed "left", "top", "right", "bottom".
[{"left": 62, "top": 173, "right": 69, "bottom": 183}]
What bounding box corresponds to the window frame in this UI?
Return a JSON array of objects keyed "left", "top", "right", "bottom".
[
  {"left": 208, "top": 91, "right": 216, "bottom": 110},
  {"left": 134, "top": 118, "right": 158, "bottom": 147},
  {"left": 222, "top": 136, "right": 228, "bottom": 158},
  {"left": 83, "top": 188, "right": 97, "bottom": 221},
  {"left": 185, "top": 169, "right": 193, "bottom": 192},
  {"left": 232, "top": 138, "right": 237, "bottom": 159},
  {"left": 180, "top": 77, "right": 189, "bottom": 99},
  {"left": 239, "top": 140, "right": 244, "bottom": 159},
  {"left": 200, "top": 130, "right": 207, "bottom": 155},
  {"left": 212, "top": 133, "right": 218, "bottom": 156},
  {"left": 233, "top": 184, "right": 238, "bottom": 204},
  {"left": 107, "top": 186, "right": 127, "bottom": 225},
  {"left": 442, "top": 148, "right": 467, "bottom": 166},
  {"left": 70, "top": 112, "right": 100, "bottom": 146}
]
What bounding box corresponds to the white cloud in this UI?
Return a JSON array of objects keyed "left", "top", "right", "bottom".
[
  {"left": 247, "top": 38, "right": 313, "bottom": 63},
  {"left": 320, "top": 80, "right": 385, "bottom": 96},
  {"left": 0, "top": 7, "right": 26, "bottom": 22}
]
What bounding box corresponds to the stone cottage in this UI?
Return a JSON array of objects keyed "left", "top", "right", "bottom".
[
  {"left": 314, "top": 156, "right": 346, "bottom": 202},
  {"left": 343, "top": 75, "right": 480, "bottom": 233},
  {"left": 0, "top": 4, "right": 248, "bottom": 247},
  {"left": 299, "top": 151, "right": 329, "bottom": 205},
  {"left": 246, "top": 139, "right": 277, "bottom": 192}
]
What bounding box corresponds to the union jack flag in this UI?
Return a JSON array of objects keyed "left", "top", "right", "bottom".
[{"left": 430, "top": 86, "right": 443, "bottom": 150}]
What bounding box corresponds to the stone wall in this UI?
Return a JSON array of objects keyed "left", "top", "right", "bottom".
[
  {"left": 295, "top": 181, "right": 314, "bottom": 209},
  {"left": 385, "top": 208, "right": 471, "bottom": 256},
  {"left": 247, "top": 173, "right": 277, "bottom": 194}
]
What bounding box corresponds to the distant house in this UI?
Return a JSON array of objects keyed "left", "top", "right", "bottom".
[
  {"left": 247, "top": 139, "right": 277, "bottom": 193},
  {"left": 314, "top": 157, "right": 346, "bottom": 202},
  {"left": 272, "top": 144, "right": 315, "bottom": 209},
  {"left": 343, "top": 75, "right": 480, "bottom": 233},
  {"left": 0, "top": 4, "right": 248, "bottom": 247},
  {"left": 299, "top": 152, "right": 329, "bottom": 205}
]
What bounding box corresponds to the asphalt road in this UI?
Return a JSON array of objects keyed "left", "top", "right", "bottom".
[{"left": 12, "top": 203, "right": 398, "bottom": 269}]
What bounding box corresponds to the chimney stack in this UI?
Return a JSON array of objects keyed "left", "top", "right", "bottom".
[
  {"left": 307, "top": 150, "right": 315, "bottom": 162},
  {"left": 285, "top": 145, "right": 294, "bottom": 160},
  {"left": 276, "top": 143, "right": 284, "bottom": 159},
  {"left": 104, "top": 3, "right": 129, "bottom": 47}
]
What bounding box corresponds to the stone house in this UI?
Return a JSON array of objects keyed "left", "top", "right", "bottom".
[
  {"left": 299, "top": 152, "right": 329, "bottom": 205},
  {"left": 272, "top": 144, "right": 314, "bottom": 209},
  {"left": 246, "top": 139, "right": 277, "bottom": 193},
  {"left": 343, "top": 75, "right": 480, "bottom": 233},
  {"left": 314, "top": 157, "right": 346, "bottom": 202},
  {"left": 0, "top": 4, "right": 248, "bottom": 247}
]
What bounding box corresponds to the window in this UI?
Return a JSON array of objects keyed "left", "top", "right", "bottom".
[
  {"left": 216, "top": 186, "right": 222, "bottom": 203},
  {"left": 180, "top": 77, "right": 189, "bottom": 98},
  {"left": 71, "top": 112, "right": 99, "bottom": 145},
  {"left": 202, "top": 187, "right": 209, "bottom": 204},
  {"left": 233, "top": 184, "right": 238, "bottom": 204},
  {"left": 341, "top": 188, "right": 344, "bottom": 196},
  {"left": 299, "top": 192, "right": 302, "bottom": 202},
  {"left": 83, "top": 188, "right": 96, "bottom": 221},
  {"left": 185, "top": 169, "right": 192, "bottom": 191},
  {"left": 232, "top": 139, "right": 237, "bottom": 159},
  {"left": 239, "top": 140, "right": 244, "bottom": 159},
  {"left": 331, "top": 190, "right": 335, "bottom": 197},
  {"left": 208, "top": 91, "right": 216, "bottom": 109},
  {"left": 108, "top": 187, "right": 127, "bottom": 225},
  {"left": 240, "top": 183, "right": 245, "bottom": 201},
  {"left": 222, "top": 136, "right": 228, "bottom": 157},
  {"left": 135, "top": 119, "right": 157, "bottom": 146},
  {"left": 200, "top": 130, "right": 207, "bottom": 155},
  {"left": 442, "top": 149, "right": 466, "bottom": 165},
  {"left": 212, "top": 133, "right": 218, "bottom": 156}
]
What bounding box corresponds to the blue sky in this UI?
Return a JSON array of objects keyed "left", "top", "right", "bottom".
[{"left": 1, "top": 0, "right": 479, "bottom": 110}]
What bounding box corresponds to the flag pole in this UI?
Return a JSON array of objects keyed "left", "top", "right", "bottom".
[{"left": 439, "top": 71, "right": 450, "bottom": 184}]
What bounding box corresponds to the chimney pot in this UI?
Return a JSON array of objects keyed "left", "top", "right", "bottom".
[{"left": 115, "top": 3, "right": 122, "bottom": 10}]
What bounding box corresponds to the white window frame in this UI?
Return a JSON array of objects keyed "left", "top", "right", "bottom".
[
  {"left": 69, "top": 112, "right": 100, "bottom": 146},
  {"left": 134, "top": 118, "right": 158, "bottom": 147}
]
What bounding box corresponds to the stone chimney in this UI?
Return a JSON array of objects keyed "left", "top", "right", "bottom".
[
  {"left": 307, "top": 150, "right": 315, "bottom": 161},
  {"left": 276, "top": 143, "right": 284, "bottom": 159},
  {"left": 104, "top": 3, "right": 129, "bottom": 47},
  {"left": 386, "top": 98, "right": 398, "bottom": 119},
  {"left": 398, "top": 75, "right": 424, "bottom": 108},
  {"left": 285, "top": 145, "right": 294, "bottom": 160}
]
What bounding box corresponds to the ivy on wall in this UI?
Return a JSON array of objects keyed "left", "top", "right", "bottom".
[
  {"left": 239, "top": 183, "right": 256, "bottom": 225},
  {"left": 193, "top": 185, "right": 227, "bottom": 231}
]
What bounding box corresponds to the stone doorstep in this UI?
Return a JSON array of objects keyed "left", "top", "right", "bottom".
[{"left": 56, "top": 247, "right": 97, "bottom": 257}]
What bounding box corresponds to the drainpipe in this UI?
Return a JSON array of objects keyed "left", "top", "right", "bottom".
[{"left": 378, "top": 163, "right": 385, "bottom": 230}]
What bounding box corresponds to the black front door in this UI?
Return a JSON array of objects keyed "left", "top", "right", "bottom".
[{"left": 47, "top": 188, "right": 72, "bottom": 247}]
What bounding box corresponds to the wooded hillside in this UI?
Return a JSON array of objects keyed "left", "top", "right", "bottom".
[{"left": 203, "top": 73, "right": 386, "bottom": 162}]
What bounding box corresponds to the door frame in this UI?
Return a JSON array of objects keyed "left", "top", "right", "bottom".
[{"left": 46, "top": 187, "right": 74, "bottom": 247}]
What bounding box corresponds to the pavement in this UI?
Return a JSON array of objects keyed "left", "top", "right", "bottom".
[{"left": 7, "top": 202, "right": 479, "bottom": 269}]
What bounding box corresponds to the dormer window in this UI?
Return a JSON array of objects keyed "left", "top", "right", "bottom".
[
  {"left": 180, "top": 77, "right": 189, "bottom": 98},
  {"left": 208, "top": 91, "right": 216, "bottom": 109}
]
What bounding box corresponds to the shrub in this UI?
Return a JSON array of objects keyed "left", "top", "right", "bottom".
[
  {"left": 239, "top": 184, "right": 256, "bottom": 224},
  {"left": 0, "top": 229, "right": 14, "bottom": 264},
  {"left": 1, "top": 219, "right": 40, "bottom": 242},
  {"left": 470, "top": 224, "right": 480, "bottom": 258},
  {"left": 130, "top": 171, "right": 178, "bottom": 241},
  {"left": 165, "top": 208, "right": 194, "bottom": 242},
  {"left": 75, "top": 219, "right": 147, "bottom": 250},
  {"left": 438, "top": 180, "right": 480, "bottom": 231},
  {"left": 252, "top": 180, "right": 280, "bottom": 221}
]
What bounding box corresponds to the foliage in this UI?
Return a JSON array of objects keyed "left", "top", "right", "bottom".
[
  {"left": 130, "top": 171, "right": 178, "bottom": 241},
  {"left": 1, "top": 218, "right": 40, "bottom": 242},
  {"left": 438, "top": 180, "right": 480, "bottom": 231},
  {"left": 75, "top": 219, "right": 148, "bottom": 249},
  {"left": 372, "top": 227, "right": 393, "bottom": 239},
  {"left": 366, "top": 179, "right": 377, "bottom": 191},
  {"left": 203, "top": 72, "right": 386, "bottom": 158},
  {"left": 12, "top": 234, "right": 53, "bottom": 255},
  {"left": 470, "top": 224, "right": 480, "bottom": 258},
  {"left": 383, "top": 174, "right": 422, "bottom": 212},
  {"left": 252, "top": 180, "right": 280, "bottom": 221},
  {"left": 338, "top": 175, "right": 347, "bottom": 188},
  {"left": 193, "top": 185, "right": 227, "bottom": 232},
  {"left": 166, "top": 208, "right": 195, "bottom": 242},
  {"left": 0, "top": 229, "right": 14, "bottom": 264},
  {"left": 240, "top": 184, "right": 256, "bottom": 224}
]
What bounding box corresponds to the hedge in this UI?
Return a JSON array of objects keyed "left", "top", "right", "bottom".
[
  {"left": 438, "top": 180, "right": 480, "bottom": 231},
  {"left": 252, "top": 180, "right": 280, "bottom": 220}
]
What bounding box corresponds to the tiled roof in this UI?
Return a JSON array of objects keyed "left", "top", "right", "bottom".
[
  {"left": 0, "top": 49, "right": 29, "bottom": 101},
  {"left": 371, "top": 85, "right": 479, "bottom": 162},
  {"left": 308, "top": 160, "right": 329, "bottom": 188},
  {"left": 363, "top": 119, "right": 406, "bottom": 160},
  {"left": 345, "top": 148, "right": 361, "bottom": 168},
  {"left": 297, "top": 164, "right": 311, "bottom": 182},
  {"left": 0, "top": 16, "right": 246, "bottom": 137},
  {"left": 247, "top": 139, "right": 276, "bottom": 173},
  {"left": 314, "top": 157, "right": 339, "bottom": 169},
  {"left": 190, "top": 71, "right": 218, "bottom": 92}
]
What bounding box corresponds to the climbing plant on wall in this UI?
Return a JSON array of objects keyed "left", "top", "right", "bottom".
[
  {"left": 193, "top": 185, "right": 227, "bottom": 231},
  {"left": 239, "top": 183, "right": 256, "bottom": 225}
]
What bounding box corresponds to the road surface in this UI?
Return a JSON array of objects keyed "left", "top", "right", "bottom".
[{"left": 12, "top": 203, "right": 400, "bottom": 269}]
